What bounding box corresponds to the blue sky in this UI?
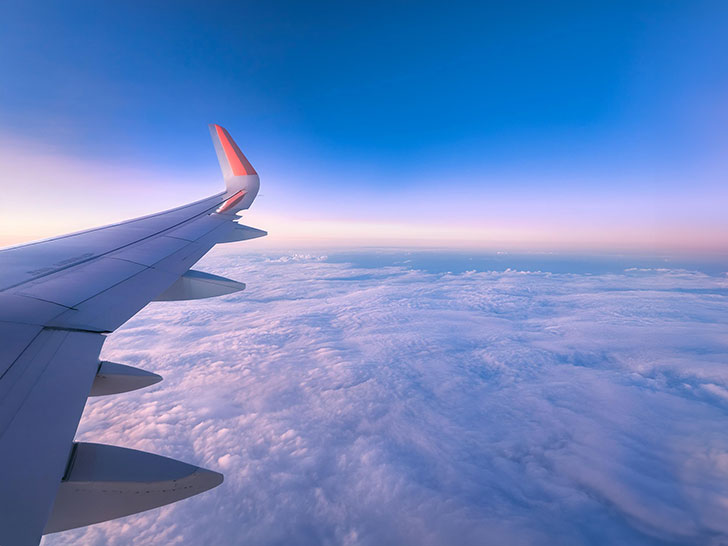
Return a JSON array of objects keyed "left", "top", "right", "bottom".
[{"left": 1, "top": 1, "right": 727, "bottom": 251}]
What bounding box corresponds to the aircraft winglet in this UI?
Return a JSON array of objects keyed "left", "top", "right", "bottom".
[{"left": 208, "top": 124, "right": 257, "bottom": 180}]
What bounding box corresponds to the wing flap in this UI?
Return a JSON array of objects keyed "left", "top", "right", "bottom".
[
  {"left": 108, "top": 235, "right": 190, "bottom": 267},
  {"left": 0, "top": 330, "right": 104, "bottom": 546},
  {"left": 47, "top": 267, "right": 179, "bottom": 332},
  {"left": 165, "top": 215, "right": 226, "bottom": 242},
  {"left": 14, "top": 258, "right": 147, "bottom": 308},
  {"left": 0, "top": 322, "right": 43, "bottom": 376},
  {"left": 0, "top": 294, "right": 73, "bottom": 326}
]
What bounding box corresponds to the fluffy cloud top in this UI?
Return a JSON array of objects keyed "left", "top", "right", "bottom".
[{"left": 42, "top": 251, "right": 728, "bottom": 546}]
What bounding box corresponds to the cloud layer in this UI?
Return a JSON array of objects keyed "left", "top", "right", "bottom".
[{"left": 42, "top": 251, "right": 728, "bottom": 546}]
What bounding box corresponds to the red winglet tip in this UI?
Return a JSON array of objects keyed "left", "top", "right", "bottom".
[{"left": 214, "top": 125, "right": 256, "bottom": 177}]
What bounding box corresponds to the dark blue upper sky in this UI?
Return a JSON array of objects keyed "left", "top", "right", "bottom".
[
  {"left": 2, "top": 1, "right": 726, "bottom": 170},
  {"left": 1, "top": 1, "right": 727, "bottom": 250}
]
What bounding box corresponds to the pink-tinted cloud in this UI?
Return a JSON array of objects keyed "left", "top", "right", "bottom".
[{"left": 40, "top": 250, "right": 728, "bottom": 545}]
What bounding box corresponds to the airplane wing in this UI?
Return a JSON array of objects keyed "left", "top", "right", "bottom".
[{"left": 0, "top": 125, "right": 266, "bottom": 545}]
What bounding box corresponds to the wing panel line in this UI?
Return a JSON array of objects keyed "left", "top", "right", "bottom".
[{"left": 0, "top": 194, "right": 233, "bottom": 292}]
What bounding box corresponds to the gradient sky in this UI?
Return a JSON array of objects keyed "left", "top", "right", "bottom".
[{"left": 1, "top": 1, "right": 727, "bottom": 251}]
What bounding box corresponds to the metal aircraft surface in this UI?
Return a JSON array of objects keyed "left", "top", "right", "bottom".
[{"left": 0, "top": 125, "right": 266, "bottom": 545}]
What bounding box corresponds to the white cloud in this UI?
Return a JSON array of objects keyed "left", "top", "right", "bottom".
[{"left": 42, "top": 250, "right": 728, "bottom": 545}]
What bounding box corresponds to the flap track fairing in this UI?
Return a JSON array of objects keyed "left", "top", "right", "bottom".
[
  {"left": 153, "top": 270, "right": 245, "bottom": 301},
  {"left": 219, "top": 224, "right": 268, "bottom": 243},
  {"left": 89, "top": 361, "right": 162, "bottom": 397},
  {"left": 44, "top": 443, "right": 223, "bottom": 534}
]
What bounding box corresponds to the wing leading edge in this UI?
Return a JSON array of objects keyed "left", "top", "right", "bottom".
[{"left": 0, "top": 125, "right": 265, "bottom": 544}]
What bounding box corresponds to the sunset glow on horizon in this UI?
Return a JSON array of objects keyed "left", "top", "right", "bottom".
[{"left": 1, "top": 131, "right": 726, "bottom": 255}]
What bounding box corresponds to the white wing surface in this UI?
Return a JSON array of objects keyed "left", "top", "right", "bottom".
[{"left": 0, "top": 125, "right": 266, "bottom": 545}]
